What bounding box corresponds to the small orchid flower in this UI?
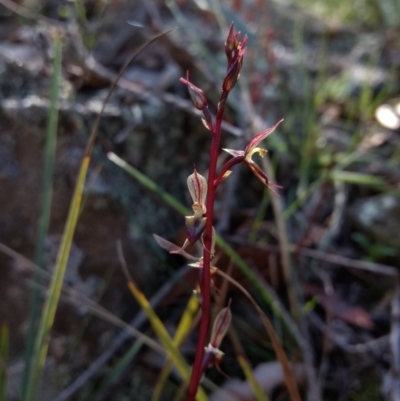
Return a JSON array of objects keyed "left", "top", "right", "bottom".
[
  {"left": 222, "top": 119, "right": 284, "bottom": 193},
  {"left": 202, "top": 300, "right": 232, "bottom": 376},
  {"left": 171, "top": 168, "right": 208, "bottom": 251}
]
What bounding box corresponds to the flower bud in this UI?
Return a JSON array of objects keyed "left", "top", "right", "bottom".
[
  {"left": 180, "top": 72, "right": 208, "bottom": 110},
  {"left": 222, "top": 33, "right": 247, "bottom": 92}
]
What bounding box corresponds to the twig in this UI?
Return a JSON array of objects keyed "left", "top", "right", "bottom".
[
  {"left": 295, "top": 247, "right": 398, "bottom": 277},
  {"left": 226, "top": 237, "right": 398, "bottom": 277},
  {"left": 309, "top": 313, "right": 390, "bottom": 354}
]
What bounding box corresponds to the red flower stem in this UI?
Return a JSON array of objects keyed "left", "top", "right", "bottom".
[{"left": 186, "top": 90, "right": 229, "bottom": 401}]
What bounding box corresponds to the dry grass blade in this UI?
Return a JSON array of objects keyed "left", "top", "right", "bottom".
[
  {"left": 116, "top": 241, "right": 208, "bottom": 401},
  {"left": 216, "top": 270, "right": 302, "bottom": 401},
  {"left": 0, "top": 242, "right": 167, "bottom": 357},
  {"left": 228, "top": 328, "right": 270, "bottom": 401},
  {"left": 151, "top": 294, "right": 200, "bottom": 401}
]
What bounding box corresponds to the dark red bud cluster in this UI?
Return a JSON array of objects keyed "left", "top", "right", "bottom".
[{"left": 223, "top": 23, "right": 247, "bottom": 92}]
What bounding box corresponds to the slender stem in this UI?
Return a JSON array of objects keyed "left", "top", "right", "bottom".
[{"left": 186, "top": 91, "right": 229, "bottom": 401}]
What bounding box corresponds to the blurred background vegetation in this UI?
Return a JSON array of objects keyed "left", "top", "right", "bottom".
[{"left": 0, "top": 0, "right": 399, "bottom": 400}]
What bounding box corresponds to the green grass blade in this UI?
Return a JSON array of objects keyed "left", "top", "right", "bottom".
[
  {"left": 24, "top": 154, "right": 91, "bottom": 401},
  {"left": 329, "top": 170, "right": 390, "bottom": 190},
  {"left": 22, "top": 29, "right": 173, "bottom": 401},
  {"left": 0, "top": 324, "right": 9, "bottom": 401},
  {"left": 107, "top": 152, "right": 188, "bottom": 216},
  {"left": 21, "top": 32, "right": 61, "bottom": 400}
]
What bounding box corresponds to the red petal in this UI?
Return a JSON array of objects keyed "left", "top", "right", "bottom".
[{"left": 245, "top": 119, "right": 284, "bottom": 154}]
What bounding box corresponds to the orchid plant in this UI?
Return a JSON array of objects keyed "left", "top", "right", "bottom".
[{"left": 156, "top": 24, "right": 283, "bottom": 401}]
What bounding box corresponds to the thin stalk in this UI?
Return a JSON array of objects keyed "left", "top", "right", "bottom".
[
  {"left": 21, "top": 33, "right": 61, "bottom": 400},
  {"left": 263, "top": 156, "right": 299, "bottom": 319},
  {"left": 186, "top": 91, "right": 229, "bottom": 401},
  {"left": 240, "top": 88, "right": 299, "bottom": 319}
]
